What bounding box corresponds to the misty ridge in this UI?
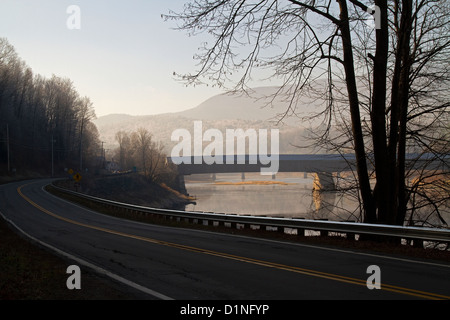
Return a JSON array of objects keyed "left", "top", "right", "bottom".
[{"left": 94, "top": 85, "right": 342, "bottom": 157}]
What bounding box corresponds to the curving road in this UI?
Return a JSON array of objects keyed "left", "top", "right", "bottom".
[{"left": 1, "top": 179, "right": 449, "bottom": 300}]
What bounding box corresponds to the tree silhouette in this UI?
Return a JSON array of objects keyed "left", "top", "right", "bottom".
[{"left": 164, "top": 0, "right": 449, "bottom": 227}]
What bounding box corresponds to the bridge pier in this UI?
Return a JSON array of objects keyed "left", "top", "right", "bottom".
[
  {"left": 177, "top": 174, "right": 187, "bottom": 194},
  {"left": 313, "top": 172, "right": 336, "bottom": 191}
]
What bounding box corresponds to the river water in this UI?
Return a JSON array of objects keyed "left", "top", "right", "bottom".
[
  {"left": 184, "top": 172, "right": 449, "bottom": 228},
  {"left": 184, "top": 172, "right": 362, "bottom": 222}
]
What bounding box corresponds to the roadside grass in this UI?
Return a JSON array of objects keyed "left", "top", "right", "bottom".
[{"left": 0, "top": 216, "right": 148, "bottom": 300}]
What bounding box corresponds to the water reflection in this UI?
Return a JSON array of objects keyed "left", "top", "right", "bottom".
[
  {"left": 311, "top": 190, "right": 337, "bottom": 220},
  {"left": 184, "top": 172, "right": 360, "bottom": 222}
]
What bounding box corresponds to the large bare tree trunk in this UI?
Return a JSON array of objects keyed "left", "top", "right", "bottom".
[
  {"left": 386, "top": 0, "right": 413, "bottom": 226},
  {"left": 371, "top": 0, "right": 391, "bottom": 224},
  {"left": 338, "top": 0, "right": 376, "bottom": 223},
  {"left": 395, "top": 0, "right": 413, "bottom": 225}
]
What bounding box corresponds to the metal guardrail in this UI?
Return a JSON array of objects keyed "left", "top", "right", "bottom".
[{"left": 49, "top": 183, "right": 450, "bottom": 244}]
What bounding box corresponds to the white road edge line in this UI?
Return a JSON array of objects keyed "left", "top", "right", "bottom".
[{"left": 0, "top": 209, "right": 173, "bottom": 301}]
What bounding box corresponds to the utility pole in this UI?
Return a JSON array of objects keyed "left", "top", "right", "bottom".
[
  {"left": 79, "top": 119, "right": 84, "bottom": 172},
  {"left": 51, "top": 134, "right": 54, "bottom": 177},
  {"left": 6, "top": 124, "right": 10, "bottom": 173},
  {"left": 80, "top": 132, "right": 83, "bottom": 172},
  {"left": 101, "top": 141, "right": 105, "bottom": 169}
]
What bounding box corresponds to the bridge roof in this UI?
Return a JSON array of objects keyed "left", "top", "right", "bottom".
[
  {"left": 168, "top": 152, "right": 449, "bottom": 164},
  {"left": 168, "top": 154, "right": 356, "bottom": 163}
]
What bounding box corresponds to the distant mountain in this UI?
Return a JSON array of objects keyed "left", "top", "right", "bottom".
[
  {"left": 175, "top": 86, "right": 323, "bottom": 125},
  {"left": 93, "top": 86, "right": 328, "bottom": 155},
  {"left": 93, "top": 114, "right": 137, "bottom": 127}
]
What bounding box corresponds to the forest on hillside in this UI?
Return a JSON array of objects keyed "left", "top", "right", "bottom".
[{"left": 0, "top": 38, "right": 101, "bottom": 178}]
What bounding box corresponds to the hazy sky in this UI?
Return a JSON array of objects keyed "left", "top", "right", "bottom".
[{"left": 0, "top": 0, "right": 234, "bottom": 117}]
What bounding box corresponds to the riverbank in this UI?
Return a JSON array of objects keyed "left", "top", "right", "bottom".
[{"left": 53, "top": 172, "right": 195, "bottom": 210}]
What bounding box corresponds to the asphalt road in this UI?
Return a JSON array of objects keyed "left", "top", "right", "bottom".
[{"left": 1, "top": 179, "right": 449, "bottom": 300}]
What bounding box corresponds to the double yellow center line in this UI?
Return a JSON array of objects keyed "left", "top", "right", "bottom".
[{"left": 17, "top": 184, "right": 450, "bottom": 300}]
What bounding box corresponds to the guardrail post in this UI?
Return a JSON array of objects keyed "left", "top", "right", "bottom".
[
  {"left": 316, "top": 219, "right": 328, "bottom": 237},
  {"left": 347, "top": 232, "right": 355, "bottom": 241},
  {"left": 240, "top": 215, "right": 250, "bottom": 229},
  {"left": 319, "top": 230, "right": 327, "bottom": 237},
  {"left": 277, "top": 217, "right": 285, "bottom": 233},
  {"left": 412, "top": 238, "right": 424, "bottom": 249},
  {"left": 345, "top": 221, "right": 355, "bottom": 240},
  {"left": 227, "top": 214, "right": 237, "bottom": 229}
]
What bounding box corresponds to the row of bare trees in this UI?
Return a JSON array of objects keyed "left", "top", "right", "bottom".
[
  {"left": 164, "top": 0, "right": 449, "bottom": 227},
  {"left": 0, "top": 38, "right": 100, "bottom": 176},
  {"left": 114, "top": 128, "right": 175, "bottom": 183}
]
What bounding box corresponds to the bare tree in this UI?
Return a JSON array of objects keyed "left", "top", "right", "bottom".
[
  {"left": 133, "top": 127, "right": 153, "bottom": 178},
  {"left": 163, "top": 0, "right": 450, "bottom": 227},
  {"left": 76, "top": 96, "right": 95, "bottom": 171},
  {"left": 0, "top": 38, "right": 100, "bottom": 177},
  {"left": 115, "top": 130, "right": 131, "bottom": 170},
  {"left": 112, "top": 127, "right": 169, "bottom": 182},
  {"left": 146, "top": 140, "right": 167, "bottom": 182}
]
